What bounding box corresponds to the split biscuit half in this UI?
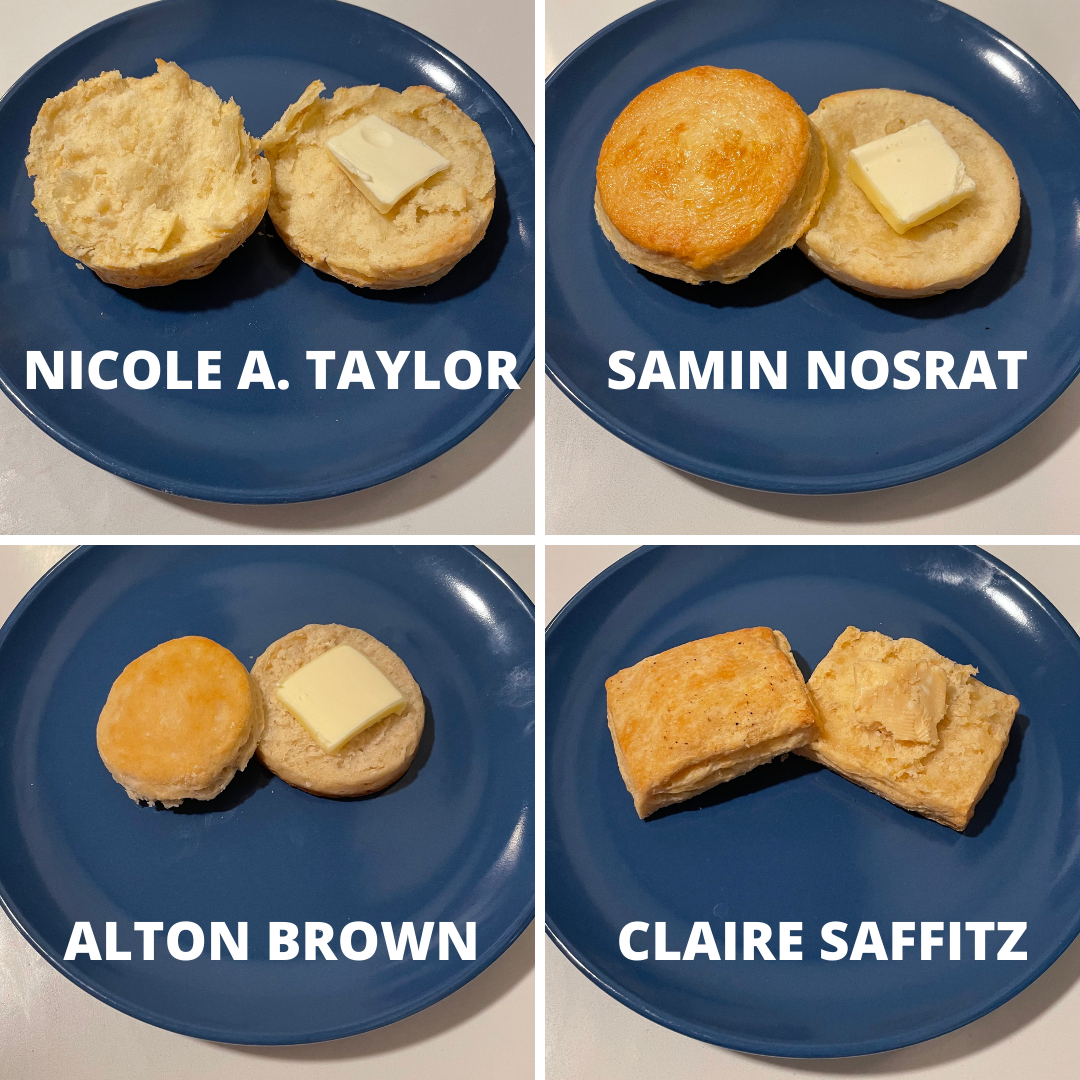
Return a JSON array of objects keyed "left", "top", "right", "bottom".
[
  {"left": 595, "top": 67, "right": 828, "bottom": 285},
  {"left": 97, "top": 636, "right": 264, "bottom": 807},
  {"left": 798, "top": 89, "right": 1020, "bottom": 298},
  {"left": 606, "top": 626, "right": 817, "bottom": 818},
  {"left": 26, "top": 60, "right": 270, "bottom": 288},
  {"left": 261, "top": 82, "right": 495, "bottom": 289},
  {"left": 800, "top": 626, "right": 1018, "bottom": 830},
  {"left": 252, "top": 623, "right": 424, "bottom": 798}
]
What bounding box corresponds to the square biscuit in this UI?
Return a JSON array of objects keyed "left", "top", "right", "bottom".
[
  {"left": 801, "top": 627, "right": 1019, "bottom": 831},
  {"left": 605, "top": 626, "right": 817, "bottom": 818}
]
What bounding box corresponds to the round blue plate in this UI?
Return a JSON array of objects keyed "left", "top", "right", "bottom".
[
  {"left": 0, "top": 545, "right": 534, "bottom": 1043},
  {"left": 546, "top": 0, "right": 1080, "bottom": 493},
  {"left": 0, "top": 0, "right": 534, "bottom": 503},
  {"left": 546, "top": 546, "right": 1080, "bottom": 1056}
]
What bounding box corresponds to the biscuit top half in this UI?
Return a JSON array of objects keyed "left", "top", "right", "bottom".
[
  {"left": 97, "top": 636, "right": 255, "bottom": 787},
  {"left": 596, "top": 67, "right": 812, "bottom": 270},
  {"left": 605, "top": 626, "right": 816, "bottom": 793}
]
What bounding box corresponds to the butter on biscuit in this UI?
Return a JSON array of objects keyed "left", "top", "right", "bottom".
[{"left": 801, "top": 627, "right": 1018, "bottom": 830}]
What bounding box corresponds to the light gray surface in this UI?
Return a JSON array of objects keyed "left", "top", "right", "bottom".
[
  {"left": 0, "top": 0, "right": 535, "bottom": 535},
  {"left": 545, "top": 543, "right": 1080, "bottom": 1078},
  {"left": 0, "top": 543, "right": 534, "bottom": 1079},
  {"left": 545, "top": 0, "right": 1080, "bottom": 536}
]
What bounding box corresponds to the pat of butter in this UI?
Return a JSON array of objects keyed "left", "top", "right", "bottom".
[
  {"left": 275, "top": 644, "right": 406, "bottom": 753},
  {"left": 326, "top": 115, "right": 450, "bottom": 214},
  {"left": 846, "top": 119, "right": 976, "bottom": 234},
  {"left": 853, "top": 659, "right": 947, "bottom": 744}
]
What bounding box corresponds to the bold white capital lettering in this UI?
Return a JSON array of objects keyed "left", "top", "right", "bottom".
[
  {"left": 808, "top": 350, "right": 844, "bottom": 390},
  {"left": 64, "top": 922, "right": 101, "bottom": 961},
  {"left": 307, "top": 351, "right": 334, "bottom": 390},
  {"left": 619, "top": 921, "right": 649, "bottom": 960},
  {"left": 444, "top": 350, "right": 482, "bottom": 389},
  {"left": 237, "top": 350, "right": 276, "bottom": 390},
  {"left": 439, "top": 921, "right": 476, "bottom": 960}
]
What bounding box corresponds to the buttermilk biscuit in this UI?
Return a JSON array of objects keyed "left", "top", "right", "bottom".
[
  {"left": 252, "top": 624, "right": 424, "bottom": 798},
  {"left": 97, "top": 636, "right": 264, "bottom": 807},
  {"left": 798, "top": 89, "right": 1020, "bottom": 298},
  {"left": 261, "top": 82, "right": 494, "bottom": 289},
  {"left": 25, "top": 60, "right": 270, "bottom": 288},
  {"left": 595, "top": 67, "right": 828, "bottom": 285},
  {"left": 801, "top": 627, "right": 1018, "bottom": 830},
  {"left": 606, "top": 627, "right": 817, "bottom": 818}
]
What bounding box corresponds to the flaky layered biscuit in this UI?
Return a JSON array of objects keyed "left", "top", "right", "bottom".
[
  {"left": 595, "top": 67, "right": 828, "bottom": 284},
  {"left": 798, "top": 89, "right": 1020, "bottom": 298},
  {"left": 252, "top": 624, "right": 424, "bottom": 798},
  {"left": 26, "top": 60, "right": 270, "bottom": 288},
  {"left": 261, "top": 82, "right": 494, "bottom": 289},
  {"left": 606, "top": 626, "right": 817, "bottom": 818},
  {"left": 97, "top": 636, "right": 264, "bottom": 807},
  {"left": 801, "top": 627, "right": 1018, "bottom": 830}
]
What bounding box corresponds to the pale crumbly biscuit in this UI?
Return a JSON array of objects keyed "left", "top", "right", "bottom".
[
  {"left": 261, "top": 82, "right": 494, "bottom": 289},
  {"left": 252, "top": 624, "right": 424, "bottom": 798},
  {"left": 97, "top": 636, "right": 265, "bottom": 807},
  {"left": 801, "top": 627, "right": 1019, "bottom": 830},
  {"left": 606, "top": 626, "right": 817, "bottom": 818},
  {"left": 595, "top": 67, "right": 828, "bottom": 285},
  {"left": 25, "top": 60, "right": 270, "bottom": 288},
  {"left": 798, "top": 89, "right": 1020, "bottom": 298}
]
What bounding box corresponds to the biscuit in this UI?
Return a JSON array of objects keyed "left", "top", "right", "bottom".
[
  {"left": 798, "top": 89, "right": 1020, "bottom": 297},
  {"left": 252, "top": 624, "right": 424, "bottom": 797},
  {"left": 801, "top": 627, "right": 1019, "bottom": 830},
  {"left": 25, "top": 60, "right": 270, "bottom": 288},
  {"left": 595, "top": 67, "right": 828, "bottom": 285},
  {"left": 97, "top": 636, "right": 264, "bottom": 807},
  {"left": 606, "top": 626, "right": 817, "bottom": 818},
  {"left": 261, "top": 82, "right": 495, "bottom": 289}
]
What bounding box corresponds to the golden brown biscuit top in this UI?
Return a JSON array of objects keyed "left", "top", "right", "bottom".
[
  {"left": 596, "top": 67, "right": 811, "bottom": 270},
  {"left": 605, "top": 626, "right": 816, "bottom": 795},
  {"left": 97, "top": 636, "right": 253, "bottom": 786}
]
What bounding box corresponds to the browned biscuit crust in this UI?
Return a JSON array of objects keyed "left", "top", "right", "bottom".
[
  {"left": 596, "top": 67, "right": 827, "bottom": 283},
  {"left": 606, "top": 626, "right": 817, "bottom": 817}
]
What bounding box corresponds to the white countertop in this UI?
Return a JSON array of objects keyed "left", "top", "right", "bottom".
[
  {"left": 0, "top": 543, "right": 534, "bottom": 1079},
  {"left": 545, "top": 0, "right": 1080, "bottom": 535},
  {"left": 0, "top": 0, "right": 535, "bottom": 535},
  {"left": 545, "top": 543, "right": 1080, "bottom": 1079}
]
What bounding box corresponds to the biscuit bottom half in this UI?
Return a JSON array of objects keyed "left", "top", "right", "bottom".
[
  {"left": 252, "top": 623, "right": 424, "bottom": 798},
  {"left": 798, "top": 89, "right": 1020, "bottom": 298},
  {"left": 801, "top": 627, "right": 1018, "bottom": 830}
]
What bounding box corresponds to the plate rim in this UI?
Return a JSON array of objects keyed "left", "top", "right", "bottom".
[
  {"left": 544, "top": 543, "right": 1080, "bottom": 1057},
  {"left": 544, "top": 0, "right": 1080, "bottom": 494},
  {"left": 0, "top": 0, "right": 535, "bottom": 505},
  {"left": 0, "top": 543, "right": 536, "bottom": 1045}
]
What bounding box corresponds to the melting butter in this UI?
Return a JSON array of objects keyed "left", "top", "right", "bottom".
[{"left": 853, "top": 659, "right": 947, "bottom": 743}]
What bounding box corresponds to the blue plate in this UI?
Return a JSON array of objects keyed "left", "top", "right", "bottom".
[
  {"left": 0, "top": 545, "right": 534, "bottom": 1043},
  {"left": 546, "top": 546, "right": 1080, "bottom": 1056},
  {"left": 546, "top": 0, "right": 1080, "bottom": 493},
  {"left": 0, "top": 0, "right": 534, "bottom": 503}
]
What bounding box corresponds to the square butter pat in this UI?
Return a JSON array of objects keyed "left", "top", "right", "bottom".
[
  {"left": 326, "top": 115, "right": 450, "bottom": 214},
  {"left": 275, "top": 644, "right": 406, "bottom": 753},
  {"left": 846, "top": 119, "right": 976, "bottom": 234}
]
